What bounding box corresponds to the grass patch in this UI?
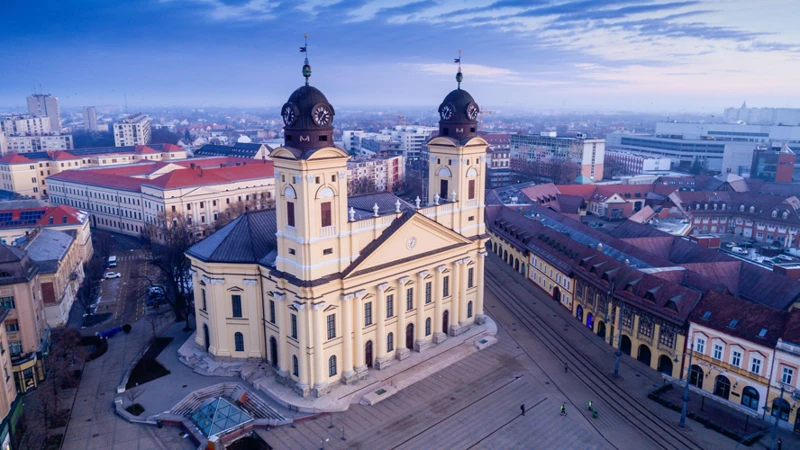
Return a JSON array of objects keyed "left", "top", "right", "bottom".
[
  {"left": 125, "top": 404, "right": 145, "bottom": 416},
  {"left": 126, "top": 337, "right": 173, "bottom": 388}
]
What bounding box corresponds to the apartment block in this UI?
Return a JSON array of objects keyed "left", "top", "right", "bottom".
[{"left": 113, "top": 113, "right": 151, "bottom": 147}]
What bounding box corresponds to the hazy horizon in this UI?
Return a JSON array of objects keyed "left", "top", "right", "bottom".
[{"left": 3, "top": 0, "right": 799, "bottom": 113}]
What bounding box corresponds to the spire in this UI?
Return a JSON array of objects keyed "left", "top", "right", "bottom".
[
  {"left": 300, "top": 33, "right": 311, "bottom": 86},
  {"left": 454, "top": 49, "right": 463, "bottom": 89}
]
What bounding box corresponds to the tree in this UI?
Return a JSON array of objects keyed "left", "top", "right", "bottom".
[
  {"left": 76, "top": 258, "right": 104, "bottom": 315},
  {"left": 214, "top": 190, "right": 275, "bottom": 230},
  {"left": 689, "top": 158, "right": 708, "bottom": 175},
  {"left": 604, "top": 156, "right": 628, "bottom": 177},
  {"left": 142, "top": 213, "right": 198, "bottom": 331},
  {"left": 72, "top": 130, "right": 114, "bottom": 149},
  {"left": 149, "top": 128, "right": 181, "bottom": 145},
  {"left": 184, "top": 129, "right": 191, "bottom": 143},
  {"left": 93, "top": 232, "right": 114, "bottom": 262},
  {"left": 348, "top": 177, "right": 379, "bottom": 196}
]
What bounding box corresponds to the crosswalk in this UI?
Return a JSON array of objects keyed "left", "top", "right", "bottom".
[{"left": 114, "top": 254, "right": 146, "bottom": 262}]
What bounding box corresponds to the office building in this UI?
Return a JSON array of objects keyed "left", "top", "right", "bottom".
[
  {"left": 0, "top": 144, "right": 187, "bottom": 199},
  {"left": 750, "top": 144, "right": 796, "bottom": 183},
  {"left": 389, "top": 125, "right": 437, "bottom": 162},
  {"left": 605, "top": 151, "right": 672, "bottom": 175},
  {"left": 83, "top": 107, "right": 98, "bottom": 132},
  {"left": 113, "top": 113, "right": 152, "bottom": 147},
  {"left": 27, "top": 93, "right": 61, "bottom": 132},
  {"left": 2, "top": 134, "right": 73, "bottom": 154},
  {"left": 724, "top": 102, "right": 800, "bottom": 126},
  {"left": 0, "top": 115, "right": 51, "bottom": 135},
  {"left": 654, "top": 122, "right": 800, "bottom": 147},
  {"left": 195, "top": 143, "right": 272, "bottom": 160},
  {"left": 511, "top": 132, "right": 605, "bottom": 181},
  {"left": 46, "top": 157, "right": 275, "bottom": 239}
]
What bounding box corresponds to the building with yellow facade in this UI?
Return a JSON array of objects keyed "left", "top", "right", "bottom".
[{"left": 186, "top": 61, "right": 491, "bottom": 397}]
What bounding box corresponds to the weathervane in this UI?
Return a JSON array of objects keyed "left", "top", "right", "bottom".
[
  {"left": 300, "top": 33, "right": 311, "bottom": 86},
  {"left": 454, "top": 49, "right": 463, "bottom": 89}
]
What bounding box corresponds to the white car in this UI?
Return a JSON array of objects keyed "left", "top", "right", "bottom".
[
  {"left": 724, "top": 242, "right": 735, "bottom": 248},
  {"left": 776, "top": 254, "right": 795, "bottom": 262},
  {"left": 731, "top": 247, "right": 747, "bottom": 254},
  {"left": 105, "top": 272, "right": 122, "bottom": 279}
]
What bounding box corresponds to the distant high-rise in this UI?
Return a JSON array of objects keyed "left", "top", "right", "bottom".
[
  {"left": 724, "top": 103, "right": 800, "bottom": 126},
  {"left": 83, "top": 106, "right": 98, "bottom": 132},
  {"left": 113, "top": 113, "right": 151, "bottom": 147},
  {"left": 26, "top": 93, "right": 61, "bottom": 132}
]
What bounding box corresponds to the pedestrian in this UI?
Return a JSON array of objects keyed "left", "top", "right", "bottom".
[
  {"left": 520, "top": 404, "right": 525, "bottom": 416},
  {"left": 588, "top": 400, "right": 593, "bottom": 411},
  {"left": 560, "top": 403, "right": 566, "bottom": 416},
  {"left": 777, "top": 437, "right": 782, "bottom": 450},
  {"left": 564, "top": 362, "right": 569, "bottom": 373}
]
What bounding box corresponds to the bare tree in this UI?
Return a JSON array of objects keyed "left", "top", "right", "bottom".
[
  {"left": 76, "top": 259, "right": 104, "bottom": 315},
  {"left": 143, "top": 213, "right": 197, "bottom": 331},
  {"left": 348, "top": 177, "right": 379, "bottom": 196},
  {"left": 93, "top": 232, "right": 114, "bottom": 262},
  {"left": 603, "top": 155, "right": 628, "bottom": 177},
  {"left": 214, "top": 189, "right": 275, "bottom": 230},
  {"left": 124, "top": 385, "right": 146, "bottom": 406}
]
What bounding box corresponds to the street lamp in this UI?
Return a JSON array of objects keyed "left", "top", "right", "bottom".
[
  {"left": 601, "top": 282, "right": 624, "bottom": 379},
  {"left": 673, "top": 338, "right": 695, "bottom": 428}
]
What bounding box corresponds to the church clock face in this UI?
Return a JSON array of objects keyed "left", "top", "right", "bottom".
[
  {"left": 312, "top": 104, "right": 332, "bottom": 126},
  {"left": 439, "top": 103, "right": 454, "bottom": 121},
  {"left": 466, "top": 103, "right": 479, "bottom": 121},
  {"left": 406, "top": 237, "right": 417, "bottom": 250},
  {"left": 281, "top": 103, "right": 297, "bottom": 126}
]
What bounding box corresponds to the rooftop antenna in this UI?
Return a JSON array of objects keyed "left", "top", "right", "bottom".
[
  {"left": 454, "top": 49, "right": 463, "bottom": 89},
  {"left": 124, "top": 93, "right": 128, "bottom": 114},
  {"left": 300, "top": 33, "right": 311, "bottom": 86}
]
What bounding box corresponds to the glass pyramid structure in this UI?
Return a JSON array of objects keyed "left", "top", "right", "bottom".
[{"left": 191, "top": 397, "right": 254, "bottom": 437}]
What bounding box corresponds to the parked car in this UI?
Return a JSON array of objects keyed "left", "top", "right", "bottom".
[
  {"left": 724, "top": 242, "right": 735, "bottom": 248},
  {"left": 731, "top": 247, "right": 747, "bottom": 254},
  {"left": 105, "top": 272, "right": 122, "bottom": 279},
  {"left": 776, "top": 254, "right": 795, "bottom": 262},
  {"left": 146, "top": 286, "right": 166, "bottom": 306}
]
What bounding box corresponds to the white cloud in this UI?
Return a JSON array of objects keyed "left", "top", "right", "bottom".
[
  {"left": 407, "top": 62, "right": 570, "bottom": 87},
  {"left": 158, "top": 0, "right": 278, "bottom": 21}
]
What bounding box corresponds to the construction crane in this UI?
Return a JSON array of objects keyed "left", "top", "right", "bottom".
[
  {"left": 478, "top": 110, "right": 493, "bottom": 132},
  {"left": 397, "top": 114, "right": 406, "bottom": 126}
]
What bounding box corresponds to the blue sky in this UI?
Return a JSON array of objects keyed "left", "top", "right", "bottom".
[{"left": 2, "top": 0, "right": 799, "bottom": 112}]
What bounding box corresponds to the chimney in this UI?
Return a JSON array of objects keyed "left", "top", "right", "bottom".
[
  {"left": 190, "top": 163, "right": 196, "bottom": 169},
  {"left": 199, "top": 168, "right": 203, "bottom": 177}
]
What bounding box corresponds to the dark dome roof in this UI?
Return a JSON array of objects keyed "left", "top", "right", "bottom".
[
  {"left": 281, "top": 84, "right": 336, "bottom": 154},
  {"left": 437, "top": 87, "right": 479, "bottom": 141},
  {"left": 284, "top": 85, "right": 335, "bottom": 132}
]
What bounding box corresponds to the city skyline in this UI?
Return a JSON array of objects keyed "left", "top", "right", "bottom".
[{"left": 3, "top": 0, "right": 799, "bottom": 112}]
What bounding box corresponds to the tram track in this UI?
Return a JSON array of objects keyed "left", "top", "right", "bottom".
[{"left": 485, "top": 259, "right": 705, "bottom": 450}]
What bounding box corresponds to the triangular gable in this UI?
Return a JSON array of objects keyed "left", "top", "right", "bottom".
[{"left": 343, "top": 212, "right": 472, "bottom": 279}]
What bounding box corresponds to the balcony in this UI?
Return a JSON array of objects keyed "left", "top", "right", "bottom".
[{"left": 320, "top": 225, "right": 337, "bottom": 238}]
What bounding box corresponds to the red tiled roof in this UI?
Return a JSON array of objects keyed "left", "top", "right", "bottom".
[
  {"left": 0, "top": 153, "right": 34, "bottom": 164},
  {"left": 143, "top": 161, "right": 274, "bottom": 190},
  {"left": 691, "top": 291, "right": 786, "bottom": 346},
  {"left": 781, "top": 309, "right": 800, "bottom": 345},
  {"left": 519, "top": 183, "right": 560, "bottom": 203},
  {"left": 555, "top": 184, "right": 596, "bottom": 199},
  {"left": 48, "top": 150, "right": 80, "bottom": 161},
  {"left": 48, "top": 170, "right": 147, "bottom": 192},
  {"left": 0, "top": 204, "right": 85, "bottom": 229}
]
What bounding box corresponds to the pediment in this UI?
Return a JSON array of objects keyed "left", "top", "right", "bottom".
[{"left": 343, "top": 213, "right": 472, "bottom": 279}]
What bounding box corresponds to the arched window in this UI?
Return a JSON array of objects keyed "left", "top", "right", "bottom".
[
  {"left": 437, "top": 167, "right": 452, "bottom": 177},
  {"left": 283, "top": 185, "right": 297, "bottom": 199},
  {"left": 387, "top": 332, "right": 394, "bottom": 352},
  {"left": 740, "top": 204, "right": 745, "bottom": 212},
  {"left": 234, "top": 332, "right": 244, "bottom": 352},
  {"left": 292, "top": 355, "right": 299, "bottom": 376},
  {"left": 328, "top": 355, "right": 337, "bottom": 377},
  {"left": 316, "top": 186, "right": 335, "bottom": 199},
  {"left": 741, "top": 386, "right": 759, "bottom": 410},
  {"left": 467, "top": 301, "right": 473, "bottom": 318},
  {"left": 750, "top": 206, "right": 755, "bottom": 213},
  {"left": 425, "top": 318, "right": 431, "bottom": 336},
  {"left": 466, "top": 167, "right": 478, "bottom": 177},
  {"left": 772, "top": 398, "right": 791, "bottom": 421},
  {"left": 783, "top": 211, "right": 789, "bottom": 219},
  {"left": 772, "top": 210, "right": 778, "bottom": 218}
]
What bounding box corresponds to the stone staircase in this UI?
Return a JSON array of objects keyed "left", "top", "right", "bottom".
[{"left": 393, "top": 340, "right": 478, "bottom": 391}]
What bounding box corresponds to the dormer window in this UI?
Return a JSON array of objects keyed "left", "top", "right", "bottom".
[
  {"left": 728, "top": 319, "right": 738, "bottom": 328},
  {"left": 704, "top": 204, "right": 708, "bottom": 210},
  {"left": 702, "top": 310, "right": 711, "bottom": 320},
  {"left": 740, "top": 204, "right": 745, "bottom": 212},
  {"left": 783, "top": 211, "right": 789, "bottom": 219},
  {"left": 695, "top": 204, "right": 700, "bottom": 210},
  {"left": 713, "top": 204, "right": 718, "bottom": 210},
  {"left": 772, "top": 210, "right": 778, "bottom": 218},
  {"left": 750, "top": 206, "right": 755, "bottom": 213},
  {"left": 758, "top": 328, "right": 768, "bottom": 337}
]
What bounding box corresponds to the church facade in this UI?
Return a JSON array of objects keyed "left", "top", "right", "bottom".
[{"left": 186, "top": 61, "right": 490, "bottom": 398}]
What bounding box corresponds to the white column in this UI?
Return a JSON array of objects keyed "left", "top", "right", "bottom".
[
  {"left": 312, "top": 302, "right": 327, "bottom": 393},
  {"left": 476, "top": 251, "right": 487, "bottom": 324},
  {"left": 458, "top": 257, "right": 470, "bottom": 324},
  {"left": 341, "top": 293, "right": 355, "bottom": 383},
  {"left": 396, "top": 276, "right": 411, "bottom": 360},
  {"left": 275, "top": 293, "right": 289, "bottom": 379},
  {"left": 353, "top": 289, "right": 368, "bottom": 375},
  {"left": 415, "top": 270, "right": 430, "bottom": 351},
  {"left": 450, "top": 260, "right": 461, "bottom": 335},
  {"left": 294, "top": 302, "right": 310, "bottom": 395},
  {"left": 376, "top": 283, "right": 389, "bottom": 367},
  {"left": 433, "top": 265, "right": 447, "bottom": 343}
]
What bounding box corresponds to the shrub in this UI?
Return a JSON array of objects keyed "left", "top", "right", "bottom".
[{"left": 122, "top": 324, "right": 132, "bottom": 334}]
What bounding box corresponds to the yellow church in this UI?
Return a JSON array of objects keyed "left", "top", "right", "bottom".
[{"left": 186, "top": 56, "right": 491, "bottom": 398}]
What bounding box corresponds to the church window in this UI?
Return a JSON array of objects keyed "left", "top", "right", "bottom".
[
  {"left": 468, "top": 180, "right": 476, "bottom": 200},
  {"left": 425, "top": 282, "right": 432, "bottom": 303},
  {"left": 443, "top": 276, "right": 450, "bottom": 297},
  {"left": 327, "top": 314, "right": 336, "bottom": 339},
  {"left": 406, "top": 288, "right": 414, "bottom": 310},
  {"left": 234, "top": 332, "right": 244, "bottom": 352},
  {"left": 315, "top": 176, "right": 320, "bottom": 184},
  {"left": 425, "top": 318, "right": 431, "bottom": 336},
  {"left": 364, "top": 302, "right": 373, "bottom": 326},
  {"left": 231, "top": 295, "right": 242, "bottom": 318},
  {"left": 201, "top": 289, "right": 207, "bottom": 311},
  {"left": 323, "top": 248, "right": 333, "bottom": 255},
  {"left": 328, "top": 356, "right": 337, "bottom": 376},
  {"left": 292, "top": 355, "right": 299, "bottom": 376},
  {"left": 289, "top": 248, "right": 296, "bottom": 255},
  {"left": 387, "top": 333, "right": 394, "bottom": 352},
  {"left": 291, "top": 314, "right": 298, "bottom": 339},
  {"left": 287, "top": 202, "right": 296, "bottom": 227},
  {"left": 386, "top": 295, "right": 394, "bottom": 318},
  {"left": 468, "top": 268, "right": 474, "bottom": 288},
  {"left": 321, "top": 202, "right": 332, "bottom": 227},
  {"left": 269, "top": 300, "right": 275, "bottom": 324},
  {"left": 467, "top": 301, "right": 473, "bottom": 318}
]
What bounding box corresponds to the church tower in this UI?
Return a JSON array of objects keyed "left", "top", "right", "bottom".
[
  {"left": 426, "top": 54, "right": 487, "bottom": 238},
  {"left": 270, "top": 39, "right": 350, "bottom": 282}
]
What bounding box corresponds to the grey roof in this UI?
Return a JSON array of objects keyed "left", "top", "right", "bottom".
[
  {"left": 0, "top": 199, "right": 50, "bottom": 210},
  {"left": 347, "top": 192, "right": 414, "bottom": 219},
  {"left": 0, "top": 245, "right": 38, "bottom": 285},
  {"left": 25, "top": 229, "right": 74, "bottom": 273},
  {"left": 187, "top": 209, "right": 277, "bottom": 264},
  {"left": 195, "top": 143, "right": 270, "bottom": 159}
]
